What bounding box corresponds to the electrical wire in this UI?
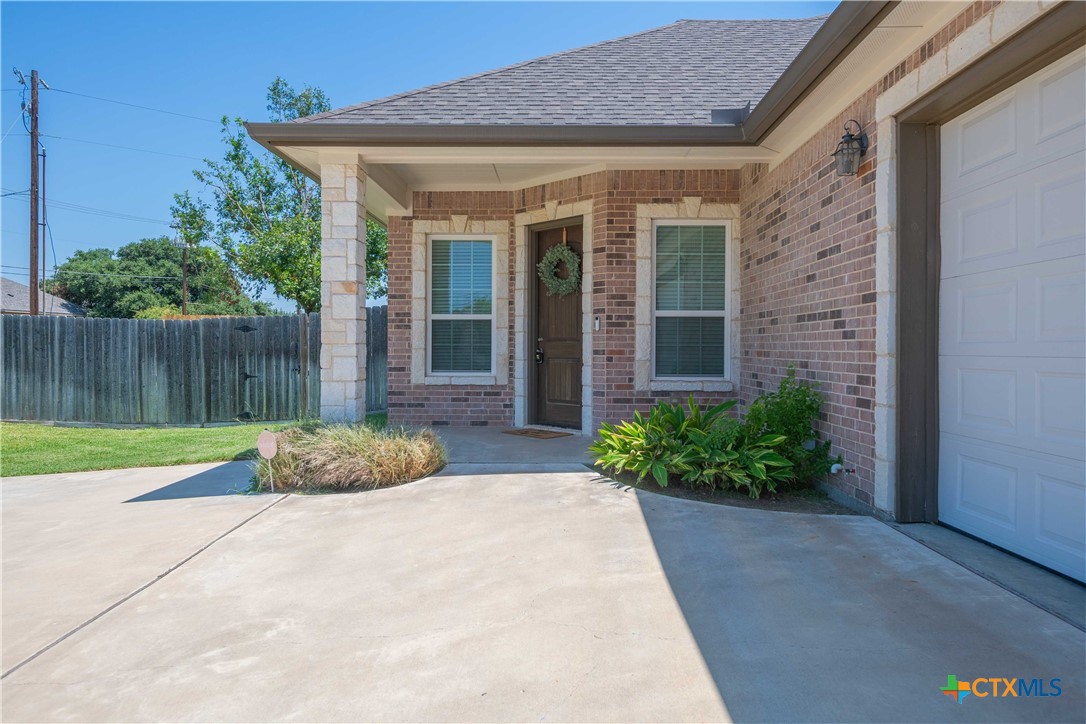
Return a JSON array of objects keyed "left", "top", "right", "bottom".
[
  {"left": 38, "top": 133, "right": 205, "bottom": 161},
  {"left": 46, "top": 87, "right": 219, "bottom": 124},
  {"left": 3, "top": 192, "right": 171, "bottom": 225},
  {"left": 1, "top": 265, "right": 181, "bottom": 281},
  {"left": 1, "top": 114, "right": 23, "bottom": 141}
]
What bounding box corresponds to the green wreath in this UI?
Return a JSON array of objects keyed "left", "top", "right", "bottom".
[{"left": 536, "top": 243, "right": 581, "bottom": 297}]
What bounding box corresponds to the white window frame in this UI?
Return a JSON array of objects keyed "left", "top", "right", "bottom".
[
  {"left": 651, "top": 219, "right": 732, "bottom": 382},
  {"left": 427, "top": 234, "right": 497, "bottom": 377}
]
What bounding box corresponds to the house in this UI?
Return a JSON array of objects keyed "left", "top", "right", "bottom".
[
  {"left": 0, "top": 276, "right": 87, "bottom": 316},
  {"left": 247, "top": 1, "right": 1086, "bottom": 581}
]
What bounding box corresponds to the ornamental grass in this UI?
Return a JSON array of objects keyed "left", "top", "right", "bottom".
[{"left": 254, "top": 423, "right": 445, "bottom": 492}]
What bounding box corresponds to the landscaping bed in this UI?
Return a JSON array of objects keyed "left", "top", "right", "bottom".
[
  {"left": 253, "top": 422, "right": 445, "bottom": 493},
  {"left": 597, "top": 466, "right": 857, "bottom": 515}
]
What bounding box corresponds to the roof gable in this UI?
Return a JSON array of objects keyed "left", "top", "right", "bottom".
[{"left": 298, "top": 17, "right": 827, "bottom": 127}]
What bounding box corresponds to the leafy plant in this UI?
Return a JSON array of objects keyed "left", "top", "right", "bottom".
[
  {"left": 741, "top": 366, "right": 836, "bottom": 489},
  {"left": 590, "top": 396, "right": 793, "bottom": 499},
  {"left": 173, "top": 77, "right": 389, "bottom": 312}
]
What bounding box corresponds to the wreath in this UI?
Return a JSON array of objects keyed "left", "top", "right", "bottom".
[{"left": 537, "top": 243, "right": 581, "bottom": 297}]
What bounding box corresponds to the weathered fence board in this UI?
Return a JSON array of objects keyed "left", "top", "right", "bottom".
[{"left": 1, "top": 308, "right": 388, "bottom": 425}]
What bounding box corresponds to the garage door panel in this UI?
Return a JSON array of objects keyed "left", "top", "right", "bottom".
[
  {"left": 1037, "top": 472, "right": 1086, "bottom": 556},
  {"left": 942, "top": 52, "right": 1085, "bottom": 199},
  {"left": 940, "top": 356, "right": 1085, "bottom": 461},
  {"left": 940, "top": 151, "right": 1086, "bottom": 278},
  {"left": 1036, "top": 53, "right": 1086, "bottom": 143},
  {"left": 939, "top": 436, "right": 1086, "bottom": 580},
  {"left": 940, "top": 258, "right": 1085, "bottom": 358}
]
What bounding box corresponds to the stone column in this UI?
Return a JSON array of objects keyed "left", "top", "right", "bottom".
[{"left": 319, "top": 162, "right": 367, "bottom": 421}]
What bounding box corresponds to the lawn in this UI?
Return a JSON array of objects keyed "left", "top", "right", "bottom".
[{"left": 1, "top": 413, "right": 388, "bottom": 478}]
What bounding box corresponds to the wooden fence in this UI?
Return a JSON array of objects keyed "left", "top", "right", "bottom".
[{"left": 1, "top": 308, "right": 388, "bottom": 425}]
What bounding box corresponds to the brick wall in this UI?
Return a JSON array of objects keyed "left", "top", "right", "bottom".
[
  {"left": 386, "top": 171, "right": 742, "bottom": 428},
  {"left": 738, "top": 0, "right": 1002, "bottom": 506},
  {"left": 387, "top": 193, "right": 515, "bottom": 427}
]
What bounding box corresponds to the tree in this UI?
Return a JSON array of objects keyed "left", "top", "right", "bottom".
[
  {"left": 45, "top": 237, "right": 271, "bottom": 319},
  {"left": 173, "top": 77, "right": 387, "bottom": 313}
]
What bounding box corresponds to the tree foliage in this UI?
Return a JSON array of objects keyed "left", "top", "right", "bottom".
[
  {"left": 173, "top": 77, "right": 388, "bottom": 313},
  {"left": 45, "top": 237, "right": 271, "bottom": 319}
]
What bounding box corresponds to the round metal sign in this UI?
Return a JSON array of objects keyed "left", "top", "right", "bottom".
[{"left": 257, "top": 430, "right": 278, "bottom": 460}]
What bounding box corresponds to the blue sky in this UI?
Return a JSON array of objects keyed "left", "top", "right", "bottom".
[{"left": 1, "top": 1, "right": 836, "bottom": 310}]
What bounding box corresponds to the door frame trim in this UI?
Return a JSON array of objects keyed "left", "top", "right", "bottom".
[
  {"left": 885, "top": 4, "right": 1085, "bottom": 521},
  {"left": 527, "top": 218, "right": 585, "bottom": 429},
  {"left": 513, "top": 203, "right": 594, "bottom": 434}
]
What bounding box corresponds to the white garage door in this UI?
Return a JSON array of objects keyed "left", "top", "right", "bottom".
[{"left": 939, "top": 50, "right": 1086, "bottom": 582}]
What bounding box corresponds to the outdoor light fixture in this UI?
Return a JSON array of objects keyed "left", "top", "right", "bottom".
[{"left": 832, "top": 120, "right": 868, "bottom": 177}]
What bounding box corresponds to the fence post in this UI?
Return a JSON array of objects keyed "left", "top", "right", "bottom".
[{"left": 298, "top": 311, "right": 309, "bottom": 420}]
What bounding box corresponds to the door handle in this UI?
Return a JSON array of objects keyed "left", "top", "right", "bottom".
[{"left": 535, "top": 346, "right": 544, "bottom": 364}]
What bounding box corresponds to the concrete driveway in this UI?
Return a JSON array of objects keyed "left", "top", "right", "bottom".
[{"left": 2, "top": 460, "right": 1083, "bottom": 722}]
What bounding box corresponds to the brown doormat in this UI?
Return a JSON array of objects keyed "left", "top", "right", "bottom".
[{"left": 502, "top": 428, "right": 573, "bottom": 439}]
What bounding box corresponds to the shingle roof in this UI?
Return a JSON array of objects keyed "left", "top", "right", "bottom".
[
  {"left": 0, "top": 277, "right": 87, "bottom": 316},
  {"left": 297, "top": 17, "right": 827, "bottom": 127}
]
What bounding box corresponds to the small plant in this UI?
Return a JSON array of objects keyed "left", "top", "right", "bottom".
[
  {"left": 254, "top": 422, "right": 445, "bottom": 492},
  {"left": 590, "top": 396, "right": 793, "bottom": 499},
  {"left": 741, "top": 366, "right": 836, "bottom": 489}
]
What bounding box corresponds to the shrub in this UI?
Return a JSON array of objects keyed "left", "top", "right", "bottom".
[
  {"left": 590, "top": 396, "right": 793, "bottom": 499},
  {"left": 741, "top": 367, "right": 836, "bottom": 489},
  {"left": 254, "top": 422, "right": 445, "bottom": 492}
]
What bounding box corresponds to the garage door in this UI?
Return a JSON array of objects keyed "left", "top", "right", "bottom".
[{"left": 939, "top": 50, "right": 1086, "bottom": 582}]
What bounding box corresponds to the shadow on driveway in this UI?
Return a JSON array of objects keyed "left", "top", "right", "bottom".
[
  {"left": 124, "top": 461, "right": 254, "bottom": 502},
  {"left": 632, "top": 486, "right": 1086, "bottom": 723}
]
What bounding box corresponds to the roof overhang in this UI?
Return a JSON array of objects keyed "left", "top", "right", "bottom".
[{"left": 245, "top": 0, "right": 989, "bottom": 222}]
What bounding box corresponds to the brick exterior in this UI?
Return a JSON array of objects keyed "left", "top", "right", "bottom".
[
  {"left": 376, "top": 0, "right": 1007, "bottom": 511},
  {"left": 387, "top": 171, "right": 742, "bottom": 428}
]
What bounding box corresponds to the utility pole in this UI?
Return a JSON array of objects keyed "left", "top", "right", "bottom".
[
  {"left": 28, "top": 70, "right": 39, "bottom": 315},
  {"left": 171, "top": 224, "right": 189, "bottom": 315}
]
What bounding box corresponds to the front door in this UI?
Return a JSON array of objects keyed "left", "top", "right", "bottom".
[{"left": 532, "top": 223, "right": 583, "bottom": 429}]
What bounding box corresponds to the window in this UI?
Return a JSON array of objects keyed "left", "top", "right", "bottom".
[
  {"left": 430, "top": 238, "right": 493, "bottom": 374},
  {"left": 653, "top": 223, "right": 727, "bottom": 378}
]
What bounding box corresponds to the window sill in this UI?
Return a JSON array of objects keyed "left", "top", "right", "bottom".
[
  {"left": 648, "top": 379, "right": 734, "bottom": 393},
  {"left": 425, "top": 374, "right": 497, "bottom": 386}
]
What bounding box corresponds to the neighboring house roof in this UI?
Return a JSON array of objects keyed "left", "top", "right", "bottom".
[
  {"left": 0, "top": 277, "right": 87, "bottom": 316},
  {"left": 297, "top": 17, "right": 827, "bottom": 127}
]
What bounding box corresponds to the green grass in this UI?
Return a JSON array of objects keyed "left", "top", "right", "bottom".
[{"left": 1, "top": 414, "right": 388, "bottom": 477}]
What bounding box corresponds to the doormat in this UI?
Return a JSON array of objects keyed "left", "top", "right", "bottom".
[{"left": 502, "top": 428, "right": 573, "bottom": 439}]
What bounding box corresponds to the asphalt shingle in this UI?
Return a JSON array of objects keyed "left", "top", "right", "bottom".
[{"left": 297, "top": 17, "right": 827, "bottom": 127}]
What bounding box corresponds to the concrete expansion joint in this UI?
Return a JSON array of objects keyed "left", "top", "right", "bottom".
[{"left": 0, "top": 493, "right": 289, "bottom": 681}]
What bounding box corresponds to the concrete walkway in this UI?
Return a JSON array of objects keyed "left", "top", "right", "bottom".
[{"left": 2, "top": 462, "right": 1083, "bottom": 722}]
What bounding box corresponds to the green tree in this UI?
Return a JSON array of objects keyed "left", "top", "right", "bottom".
[
  {"left": 173, "top": 77, "right": 388, "bottom": 313},
  {"left": 45, "top": 237, "right": 271, "bottom": 319}
]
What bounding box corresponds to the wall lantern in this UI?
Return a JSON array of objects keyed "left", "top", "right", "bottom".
[{"left": 832, "top": 120, "right": 868, "bottom": 177}]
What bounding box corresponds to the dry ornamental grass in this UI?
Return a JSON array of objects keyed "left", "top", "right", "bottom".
[{"left": 255, "top": 423, "right": 446, "bottom": 492}]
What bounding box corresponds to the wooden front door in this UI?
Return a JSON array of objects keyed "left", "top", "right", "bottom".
[{"left": 532, "top": 223, "right": 583, "bottom": 429}]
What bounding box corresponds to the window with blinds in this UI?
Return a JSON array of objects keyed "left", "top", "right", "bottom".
[
  {"left": 653, "top": 224, "right": 727, "bottom": 378},
  {"left": 430, "top": 238, "right": 493, "bottom": 374}
]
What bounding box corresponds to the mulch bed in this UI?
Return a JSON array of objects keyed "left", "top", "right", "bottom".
[{"left": 594, "top": 466, "right": 859, "bottom": 515}]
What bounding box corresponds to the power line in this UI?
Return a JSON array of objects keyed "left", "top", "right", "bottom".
[
  {"left": 46, "top": 87, "right": 219, "bottom": 124},
  {"left": 1, "top": 264, "right": 181, "bottom": 281},
  {"left": 37, "top": 133, "right": 205, "bottom": 161},
  {"left": 3, "top": 191, "right": 171, "bottom": 225}
]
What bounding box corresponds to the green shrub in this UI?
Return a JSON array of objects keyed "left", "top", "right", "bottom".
[
  {"left": 254, "top": 422, "right": 445, "bottom": 492},
  {"left": 741, "top": 367, "right": 836, "bottom": 489},
  {"left": 590, "top": 396, "right": 793, "bottom": 499}
]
